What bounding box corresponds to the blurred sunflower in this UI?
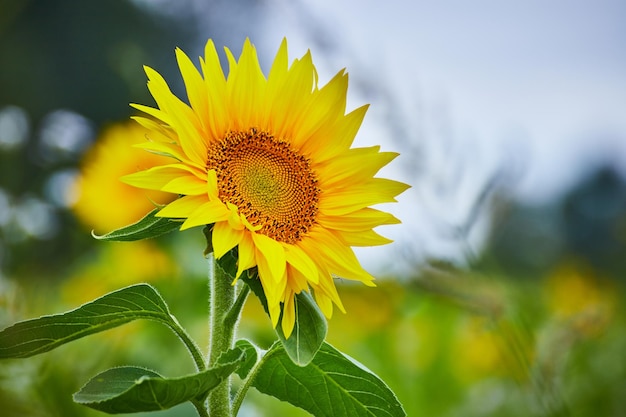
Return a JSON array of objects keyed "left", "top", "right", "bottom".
[
  {"left": 72, "top": 122, "right": 175, "bottom": 232},
  {"left": 545, "top": 261, "right": 616, "bottom": 336},
  {"left": 124, "top": 38, "right": 409, "bottom": 337},
  {"left": 62, "top": 240, "right": 175, "bottom": 305}
]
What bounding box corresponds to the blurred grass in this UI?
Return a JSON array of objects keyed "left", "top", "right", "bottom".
[{"left": 1, "top": 245, "right": 624, "bottom": 416}]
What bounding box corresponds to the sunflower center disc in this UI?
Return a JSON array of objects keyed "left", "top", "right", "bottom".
[{"left": 207, "top": 129, "right": 319, "bottom": 243}]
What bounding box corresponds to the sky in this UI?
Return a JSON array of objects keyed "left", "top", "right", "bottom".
[
  {"left": 140, "top": 0, "right": 626, "bottom": 272},
  {"left": 257, "top": 0, "right": 626, "bottom": 195},
  {"left": 254, "top": 0, "right": 626, "bottom": 270}
]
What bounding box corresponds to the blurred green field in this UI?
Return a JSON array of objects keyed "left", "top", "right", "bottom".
[{"left": 1, "top": 239, "right": 624, "bottom": 416}]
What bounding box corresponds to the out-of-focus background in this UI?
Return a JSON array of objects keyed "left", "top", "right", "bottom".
[{"left": 1, "top": 1, "right": 625, "bottom": 416}]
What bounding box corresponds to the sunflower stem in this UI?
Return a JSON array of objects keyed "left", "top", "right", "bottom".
[
  {"left": 232, "top": 343, "right": 280, "bottom": 416},
  {"left": 224, "top": 285, "right": 250, "bottom": 330},
  {"left": 207, "top": 253, "right": 236, "bottom": 417}
]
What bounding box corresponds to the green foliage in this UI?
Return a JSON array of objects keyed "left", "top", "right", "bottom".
[
  {"left": 74, "top": 348, "right": 245, "bottom": 414},
  {"left": 0, "top": 284, "right": 174, "bottom": 359},
  {"left": 92, "top": 208, "right": 181, "bottom": 242},
  {"left": 252, "top": 342, "right": 406, "bottom": 417},
  {"left": 0, "top": 253, "right": 405, "bottom": 416}
]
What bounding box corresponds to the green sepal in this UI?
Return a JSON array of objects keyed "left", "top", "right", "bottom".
[
  {"left": 238, "top": 264, "right": 327, "bottom": 367},
  {"left": 73, "top": 346, "right": 246, "bottom": 413},
  {"left": 92, "top": 207, "right": 181, "bottom": 241},
  {"left": 253, "top": 342, "right": 406, "bottom": 417}
]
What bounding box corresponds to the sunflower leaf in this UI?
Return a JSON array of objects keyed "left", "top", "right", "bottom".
[
  {"left": 0, "top": 284, "right": 174, "bottom": 359},
  {"left": 275, "top": 291, "right": 327, "bottom": 366},
  {"left": 234, "top": 339, "right": 258, "bottom": 379},
  {"left": 92, "top": 207, "right": 181, "bottom": 241},
  {"left": 239, "top": 267, "right": 327, "bottom": 367},
  {"left": 73, "top": 347, "right": 245, "bottom": 413},
  {"left": 252, "top": 342, "right": 406, "bottom": 417}
]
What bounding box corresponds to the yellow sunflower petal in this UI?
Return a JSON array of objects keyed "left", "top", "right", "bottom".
[
  {"left": 292, "top": 70, "right": 348, "bottom": 154},
  {"left": 226, "top": 39, "right": 266, "bottom": 129},
  {"left": 319, "top": 178, "right": 410, "bottom": 216},
  {"left": 312, "top": 285, "right": 335, "bottom": 319},
  {"left": 235, "top": 232, "right": 257, "bottom": 279},
  {"left": 267, "top": 299, "right": 282, "bottom": 329},
  {"left": 308, "top": 104, "right": 369, "bottom": 162},
  {"left": 301, "top": 227, "right": 375, "bottom": 284},
  {"left": 285, "top": 243, "right": 319, "bottom": 284},
  {"left": 281, "top": 289, "right": 296, "bottom": 338},
  {"left": 256, "top": 259, "right": 287, "bottom": 326},
  {"left": 200, "top": 40, "right": 228, "bottom": 139},
  {"left": 266, "top": 51, "right": 316, "bottom": 140},
  {"left": 162, "top": 174, "right": 207, "bottom": 195},
  {"left": 180, "top": 200, "right": 231, "bottom": 230},
  {"left": 315, "top": 148, "right": 399, "bottom": 189},
  {"left": 252, "top": 232, "right": 286, "bottom": 283},
  {"left": 313, "top": 272, "right": 347, "bottom": 314},
  {"left": 316, "top": 295, "right": 333, "bottom": 318},
  {"left": 175, "top": 47, "right": 209, "bottom": 130},
  {"left": 263, "top": 38, "right": 289, "bottom": 123},
  {"left": 286, "top": 264, "right": 310, "bottom": 293},
  {"left": 144, "top": 66, "right": 208, "bottom": 166},
  {"left": 212, "top": 220, "right": 244, "bottom": 258},
  {"left": 121, "top": 165, "right": 194, "bottom": 191},
  {"left": 338, "top": 229, "right": 394, "bottom": 247},
  {"left": 133, "top": 140, "right": 185, "bottom": 164},
  {"left": 318, "top": 208, "right": 401, "bottom": 232},
  {"left": 206, "top": 169, "right": 219, "bottom": 200},
  {"left": 130, "top": 103, "right": 172, "bottom": 125},
  {"left": 157, "top": 195, "right": 208, "bottom": 218},
  {"left": 130, "top": 116, "right": 172, "bottom": 140}
]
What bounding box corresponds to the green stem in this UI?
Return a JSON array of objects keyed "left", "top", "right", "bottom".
[
  {"left": 192, "top": 400, "right": 211, "bottom": 417},
  {"left": 207, "top": 254, "right": 237, "bottom": 417},
  {"left": 225, "top": 285, "right": 250, "bottom": 330},
  {"left": 167, "top": 315, "right": 206, "bottom": 372},
  {"left": 231, "top": 343, "right": 280, "bottom": 416}
]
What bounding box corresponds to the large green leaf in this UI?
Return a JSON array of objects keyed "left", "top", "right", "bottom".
[
  {"left": 252, "top": 342, "right": 406, "bottom": 417},
  {"left": 0, "top": 284, "right": 175, "bottom": 359},
  {"left": 238, "top": 265, "right": 327, "bottom": 367},
  {"left": 92, "top": 207, "right": 181, "bottom": 241},
  {"left": 73, "top": 347, "right": 245, "bottom": 413}
]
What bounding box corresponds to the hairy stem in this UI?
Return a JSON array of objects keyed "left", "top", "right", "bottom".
[
  {"left": 207, "top": 254, "right": 237, "bottom": 416},
  {"left": 192, "top": 400, "right": 211, "bottom": 417}
]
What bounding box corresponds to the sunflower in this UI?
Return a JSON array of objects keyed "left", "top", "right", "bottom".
[{"left": 123, "top": 38, "right": 409, "bottom": 337}]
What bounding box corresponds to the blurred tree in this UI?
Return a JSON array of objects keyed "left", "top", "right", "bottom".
[
  {"left": 486, "top": 162, "right": 626, "bottom": 281},
  {"left": 0, "top": 0, "right": 193, "bottom": 124},
  {"left": 0, "top": 0, "right": 195, "bottom": 279},
  {"left": 562, "top": 166, "right": 626, "bottom": 280}
]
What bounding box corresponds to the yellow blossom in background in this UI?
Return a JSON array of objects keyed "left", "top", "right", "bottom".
[
  {"left": 451, "top": 317, "right": 502, "bottom": 382},
  {"left": 72, "top": 122, "right": 175, "bottom": 232},
  {"left": 62, "top": 240, "right": 176, "bottom": 305},
  {"left": 123, "top": 38, "right": 409, "bottom": 337},
  {"left": 545, "top": 260, "right": 616, "bottom": 336}
]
